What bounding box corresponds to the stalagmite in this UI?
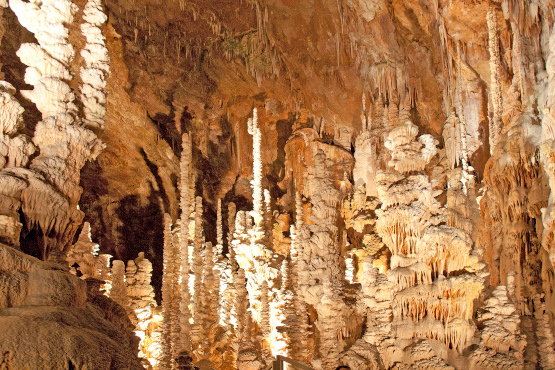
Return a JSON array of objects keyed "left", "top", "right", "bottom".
[
  {"left": 110, "top": 260, "right": 130, "bottom": 308},
  {"left": 67, "top": 222, "right": 99, "bottom": 278},
  {"left": 216, "top": 198, "right": 223, "bottom": 258},
  {"left": 371, "top": 116, "right": 485, "bottom": 364},
  {"left": 126, "top": 252, "right": 158, "bottom": 366},
  {"left": 469, "top": 285, "right": 525, "bottom": 369},
  {"left": 487, "top": 6, "right": 504, "bottom": 153},
  {"left": 178, "top": 133, "right": 192, "bottom": 353},
  {"left": 160, "top": 213, "right": 176, "bottom": 368},
  {"left": 193, "top": 196, "right": 204, "bottom": 318},
  {"left": 7, "top": 0, "right": 106, "bottom": 262},
  {"left": 250, "top": 107, "right": 263, "bottom": 225}
]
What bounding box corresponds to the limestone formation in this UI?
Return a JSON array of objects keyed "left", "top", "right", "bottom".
[
  {"left": 0, "top": 0, "right": 107, "bottom": 263},
  {"left": 179, "top": 133, "right": 192, "bottom": 353},
  {"left": 67, "top": 222, "right": 99, "bottom": 278},
  {"left": 3, "top": 1, "right": 555, "bottom": 370}
]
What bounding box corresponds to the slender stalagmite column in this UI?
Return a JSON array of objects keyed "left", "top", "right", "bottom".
[
  {"left": 160, "top": 213, "right": 174, "bottom": 368},
  {"left": 191, "top": 196, "right": 204, "bottom": 348},
  {"left": 179, "top": 133, "right": 192, "bottom": 352},
  {"left": 249, "top": 108, "right": 263, "bottom": 227},
  {"left": 487, "top": 6, "right": 503, "bottom": 153}
]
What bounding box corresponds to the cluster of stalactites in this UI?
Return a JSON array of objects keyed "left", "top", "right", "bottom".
[
  {"left": 371, "top": 118, "right": 486, "bottom": 359},
  {"left": 443, "top": 109, "right": 465, "bottom": 171},
  {"left": 384, "top": 121, "right": 437, "bottom": 174}
]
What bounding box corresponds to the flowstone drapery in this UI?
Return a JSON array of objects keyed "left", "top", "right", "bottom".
[{"left": 366, "top": 120, "right": 485, "bottom": 367}]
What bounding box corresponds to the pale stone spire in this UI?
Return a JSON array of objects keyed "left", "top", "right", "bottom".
[
  {"left": 487, "top": 5, "right": 503, "bottom": 153},
  {"left": 179, "top": 133, "right": 192, "bottom": 352},
  {"left": 160, "top": 213, "right": 175, "bottom": 369}
]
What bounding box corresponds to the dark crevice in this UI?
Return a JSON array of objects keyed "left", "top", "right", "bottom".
[
  {"left": 140, "top": 148, "right": 170, "bottom": 214},
  {"left": 114, "top": 184, "right": 164, "bottom": 303}
]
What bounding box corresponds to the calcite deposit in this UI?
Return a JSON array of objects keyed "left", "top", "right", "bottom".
[{"left": 2, "top": 0, "right": 555, "bottom": 369}]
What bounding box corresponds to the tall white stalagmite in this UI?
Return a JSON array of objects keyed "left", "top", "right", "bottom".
[
  {"left": 179, "top": 133, "right": 192, "bottom": 352},
  {"left": 160, "top": 213, "right": 175, "bottom": 369},
  {"left": 455, "top": 44, "right": 470, "bottom": 173},
  {"left": 487, "top": 6, "right": 503, "bottom": 153},
  {"left": 287, "top": 224, "right": 310, "bottom": 362},
  {"left": 250, "top": 107, "right": 263, "bottom": 226},
  {"left": 216, "top": 198, "right": 223, "bottom": 259},
  {"left": 221, "top": 202, "right": 237, "bottom": 329}
]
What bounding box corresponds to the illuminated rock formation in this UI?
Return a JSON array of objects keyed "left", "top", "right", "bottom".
[
  {"left": 110, "top": 259, "right": 130, "bottom": 308},
  {"left": 126, "top": 253, "right": 158, "bottom": 366},
  {"left": 7, "top": 0, "right": 105, "bottom": 263},
  {"left": 469, "top": 277, "right": 525, "bottom": 369},
  {"left": 5, "top": 1, "right": 555, "bottom": 369},
  {"left": 487, "top": 5, "right": 503, "bottom": 153},
  {"left": 67, "top": 222, "right": 99, "bottom": 278},
  {"left": 369, "top": 119, "right": 485, "bottom": 367},
  {"left": 160, "top": 213, "right": 177, "bottom": 368},
  {"left": 178, "top": 133, "right": 192, "bottom": 353}
]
